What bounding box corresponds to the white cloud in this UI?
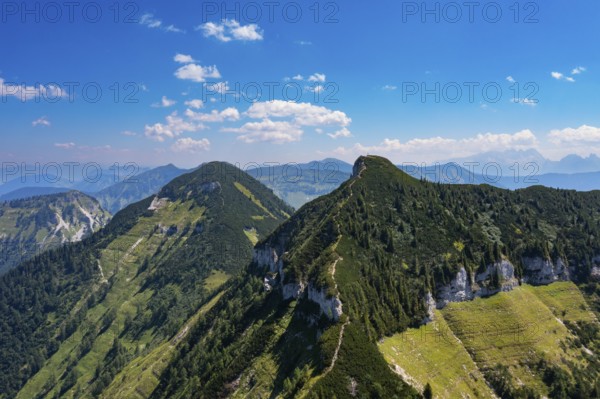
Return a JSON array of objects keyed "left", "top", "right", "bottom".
[
  {"left": 295, "top": 40, "right": 313, "bottom": 46},
  {"left": 186, "top": 107, "right": 240, "bottom": 122},
  {"left": 552, "top": 71, "right": 576, "bottom": 82},
  {"left": 54, "top": 142, "right": 75, "bottom": 149},
  {"left": 548, "top": 125, "right": 600, "bottom": 144},
  {"left": 506, "top": 76, "right": 516, "bottom": 83},
  {"left": 221, "top": 100, "right": 353, "bottom": 144},
  {"left": 308, "top": 73, "right": 326, "bottom": 83},
  {"left": 140, "top": 13, "right": 161, "bottom": 28},
  {"left": 292, "top": 74, "right": 304, "bottom": 81},
  {"left": 121, "top": 130, "right": 137, "bottom": 136},
  {"left": 224, "top": 119, "right": 303, "bottom": 144},
  {"left": 246, "top": 100, "right": 351, "bottom": 127},
  {"left": 571, "top": 66, "right": 586, "bottom": 75},
  {"left": 382, "top": 85, "right": 397, "bottom": 91},
  {"left": 328, "top": 128, "right": 353, "bottom": 139},
  {"left": 32, "top": 116, "right": 50, "bottom": 127},
  {"left": 165, "top": 25, "right": 184, "bottom": 33},
  {"left": 171, "top": 137, "right": 210, "bottom": 153},
  {"left": 542, "top": 125, "right": 600, "bottom": 159},
  {"left": 198, "top": 19, "right": 263, "bottom": 42},
  {"left": 174, "top": 53, "right": 195, "bottom": 64},
  {"left": 153, "top": 96, "right": 177, "bottom": 108},
  {"left": 184, "top": 99, "right": 204, "bottom": 109},
  {"left": 331, "top": 130, "right": 539, "bottom": 162},
  {"left": 144, "top": 111, "right": 206, "bottom": 142},
  {"left": 140, "top": 13, "right": 184, "bottom": 33},
  {"left": 175, "top": 64, "right": 221, "bottom": 82}
]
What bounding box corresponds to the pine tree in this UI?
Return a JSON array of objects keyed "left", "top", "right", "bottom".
[{"left": 423, "top": 382, "right": 433, "bottom": 399}]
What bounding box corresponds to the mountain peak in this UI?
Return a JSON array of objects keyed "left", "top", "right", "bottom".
[
  {"left": 352, "top": 155, "right": 395, "bottom": 176},
  {"left": 352, "top": 156, "right": 368, "bottom": 177}
]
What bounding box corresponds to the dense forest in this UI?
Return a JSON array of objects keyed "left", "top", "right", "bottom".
[{"left": 1, "top": 156, "right": 599, "bottom": 398}]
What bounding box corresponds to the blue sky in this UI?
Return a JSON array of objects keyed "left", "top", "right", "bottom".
[{"left": 1, "top": 0, "right": 599, "bottom": 167}]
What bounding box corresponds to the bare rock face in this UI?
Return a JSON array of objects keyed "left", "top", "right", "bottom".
[
  {"left": 307, "top": 285, "right": 343, "bottom": 321},
  {"left": 522, "top": 257, "right": 570, "bottom": 285},
  {"left": 433, "top": 257, "right": 573, "bottom": 312},
  {"left": 148, "top": 197, "right": 169, "bottom": 211},
  {"left": 352, "top": 157, "right": 367, "bottom": 178},
  {"left": 283, "top": 282, "right": 306, "bottom": 300},
  {"left": 474, "top": 260, "right": 520, "bottom": 297},
  {"left": 436, "top": 260, "right": 519, "bottom": 309},
  {"left": 422, "top": 292, "right": 436, "bottom": 323},
  {"left": 253, "top": 245, "right": 343, "bottom": 321},
  {"left": 436, "top": 267, "right": 474, "bottom": 309},
  {"left": 253, "top": 246, "right": 284, "bottom": 277}
]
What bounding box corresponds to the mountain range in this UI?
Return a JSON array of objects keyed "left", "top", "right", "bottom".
[
  {"left": 0, "top": 156, "right": 598, "bottom": 398},
  {"left": 448, "top": 149, "right": 600, "bottom": 174}
]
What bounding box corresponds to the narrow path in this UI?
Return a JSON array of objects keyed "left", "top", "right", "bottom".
[{"left": 322, "top": 160, "right": 367, "bottom": 375}]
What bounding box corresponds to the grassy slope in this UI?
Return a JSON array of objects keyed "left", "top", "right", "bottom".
[
  {"left": 379, "top": 282, "right": 599, "bottom": 398},
  {"left": 101, "top": 291, "right": 226, "bottom": 399},
  {"left": 14, "top": 163, "right": 292, "bottom": 399},
  {"left": 17, "top": 200, "right": 206, "bottom": 399},
  {"left": 379, "top": 309, "right": 496, "bottom": 398}
]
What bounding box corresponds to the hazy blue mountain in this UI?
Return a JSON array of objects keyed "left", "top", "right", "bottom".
[
  {"left": 0, "top": 165, "right": 152, "bottom": 197},
  {"left": 0, "top": 187, "right": 71, "bottom": 201},
  {"left": 92, "top": 164, "right": 188, "bottom": 214},
  {"left": 247, "top": 159, "right": 352, "bottom": 209},
  {"left": 398, "top": 162, "right": 506, "bottom": 187},
  {"left": 447, "top": 149, "right": 600, "bottom": 175},
  {"left": 550, "top": 153, "right": 600, "bottom": 173}
]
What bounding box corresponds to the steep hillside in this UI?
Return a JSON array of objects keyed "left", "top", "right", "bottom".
[
  {"left": 152, "top": 155, "right": 600, "bottom": 398},
  {"left": 0, "top": 191, "right": 110, "bottom": 274},
  {"left": 0, "top": 162, "right": 292, "bottom": 399},
  {"left": 93, "top": 164, "right": 188, "bottom": 214}
]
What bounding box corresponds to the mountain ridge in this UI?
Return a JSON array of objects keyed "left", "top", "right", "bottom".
[{"left": 0, "top": 161, "right": 292, "bottom": 399}]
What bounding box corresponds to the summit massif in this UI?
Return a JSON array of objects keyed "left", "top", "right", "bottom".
[{"left": 1, "top": 156, "right": 599, "bottom": 399}]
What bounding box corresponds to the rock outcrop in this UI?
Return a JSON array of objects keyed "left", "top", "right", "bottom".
[
  {"left": 521, "top": 257, "right": 570, "bottom": 285},
  {"left": 253, "top": 245, "right": 343, "bottom": 321},
  {"left": 148, "top": 197, "right": 169, "bottom": 211},
  {"left": 307, "top": 285, "right": 343, "bottom": 321},
  {"left": 434, "top": 258, "right": 562, "bottom": 310}
]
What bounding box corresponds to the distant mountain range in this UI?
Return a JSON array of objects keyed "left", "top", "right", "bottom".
[
  {"left": 3, "top": 152, "right": 600, "bottom": 213},
  {"left": 92, "top": 164, "right": 188, "bottom": 214},
  {"left": 448, "top": 149, "right": 600, "bottom": 174},
  {"left": 0, "top": 187, "right": 72, "bottom": 201},
  {"left": 0, "top": 191, "right": 110, "bottom": 274},
  {"left": 0, "top": 164, "right": 152, "bottom": 198},
  {"left": 247, "top": 158, "right": 353, "bottom": 209}
]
